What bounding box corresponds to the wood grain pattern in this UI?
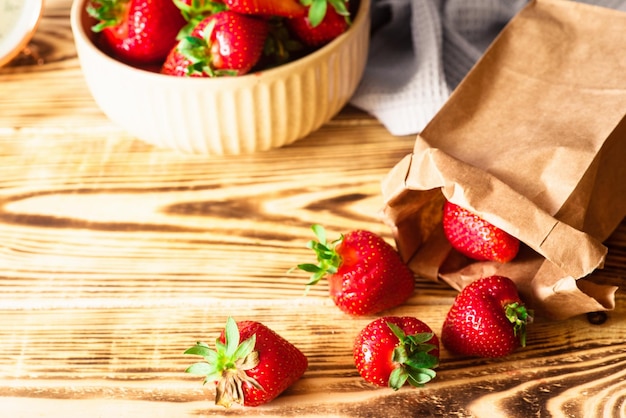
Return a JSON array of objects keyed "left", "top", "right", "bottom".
[{"left": 1, "top": 1, "right": 626, "bottom": 417}]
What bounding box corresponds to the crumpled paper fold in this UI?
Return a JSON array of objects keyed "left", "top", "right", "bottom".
[{"left": 381, "top": 0, "right": 626, "bottom": 319}]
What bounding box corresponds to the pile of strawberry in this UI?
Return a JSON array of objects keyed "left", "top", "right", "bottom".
[
  {"left": 184, "top": 201, "right": 533, "bottom": 407},
  {"left": 87, "top": 0, "right": 352, "bottom": 77}
]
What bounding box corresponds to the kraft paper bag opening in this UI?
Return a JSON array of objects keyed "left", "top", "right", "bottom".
[{"left": 381, "top": 0, "right": 626, "bottom": 320}]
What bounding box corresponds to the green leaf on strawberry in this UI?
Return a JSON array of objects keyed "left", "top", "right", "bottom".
[
  {"left": 442, "top": 276, "right": 533, "bottom": 358},
  {"left": 162, "top": 10, "right": 270, "bottom": 77},
  {"left": 300, "top": 0, "right": 350, "bottom": 27},
  {"left": 354, "top": 316, "right": 440, "bottom": 390},
  {"left": 387, "top": 322, "right": 438, "bottom": 388},
  {"left": 297, "top": 224, "right": 415, "bottom": 315},
  {"left": 87, "top": 0, "right": 127, "bottom": 32},
  {"left": 505, "top": 301, "right": 531, "bottom": 346},
  {"left": 297, "top": 224, "right": 342, "bottom": 285},
  {"left": 185, "top": 318, "right": 262, "bottom": 407},
  {"left": 184, "top": 317, "right": 308, "bottom": 408},
  {"left": 176, "top": 35, "right": 213, "bottom": 76},
  {"left": 173, "top": 0, "right": 227, "bottom": 39},
  {"left": 288, "top": 1, "right": 350, "bottom": 47},
  {"left": 303, "top": 0, "right": 327, "bottom": 27}
]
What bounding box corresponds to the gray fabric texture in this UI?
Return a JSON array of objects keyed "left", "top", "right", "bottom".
[{"left": 349, "top": 0, "right": 626, "bottom": 135}]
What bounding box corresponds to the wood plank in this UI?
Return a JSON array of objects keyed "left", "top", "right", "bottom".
[
  {"left": 2, "top": 295, "right": 626, "bottom": 417},
  {"left": 1, "top": 0, "right": 625, "bottom": 416}
]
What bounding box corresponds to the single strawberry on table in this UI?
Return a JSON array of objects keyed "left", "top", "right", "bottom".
[
  {"left": 184, "top": 317, "right": 308, "bottom": 407},
  {"left": 442, "top": 200, "right": 520, "bottom": 263},
  {"left": 441, "top": 275, "right": 532, "bottom": 358},
  {"left": 354, "top": 316, "right": 439, "bottom": 389},
  {"left": 87, "top": 0, "right": 187, "bottom": 65},
  {"left": 161, "top": 10, "right": 270, "bottom": 77},
  {"left": 297, "top": 224, "right": 415, "bottom": 316}
]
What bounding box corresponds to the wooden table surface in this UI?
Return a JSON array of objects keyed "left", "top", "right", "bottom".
[{"left": 2, "top": 1, "right": 626, "bottom": 417}]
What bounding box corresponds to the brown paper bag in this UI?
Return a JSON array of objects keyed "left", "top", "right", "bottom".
[{"left": 381, "top": 0, "right": 626, "bottom": 320}]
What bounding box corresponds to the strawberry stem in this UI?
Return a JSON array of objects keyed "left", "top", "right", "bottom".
[
  {"left": 173, "top": 0, "right": 227, "bottom": 39},
  {"left": 87, "top": 0, "right": 129, "bottom": 32},
  {"left": 184, "top": 317, "right": 263, "bottom": 408},
  {"left": 504, "top": 302, "right": 533, "bottom": 347},
  {"left": 177, "top": 34, "right": 213, "bottom": 76},
  {"left": 386, "top": 322, "right": 438, "bottom": 390},
  {"left": 297, "top": 224, "right": 343, "bottom": 286}
]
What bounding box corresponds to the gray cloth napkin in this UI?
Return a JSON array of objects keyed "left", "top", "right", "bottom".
[{"left": 350, "top": 0, "right": 626, "bottom": 136}]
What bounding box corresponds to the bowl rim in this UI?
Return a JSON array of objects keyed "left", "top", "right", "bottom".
[
  {"left": 70, "top": 0, "right": 370, "bottom": 84},
  {"left": 0, "top": 0, "right": 45, "bottom": 67}
]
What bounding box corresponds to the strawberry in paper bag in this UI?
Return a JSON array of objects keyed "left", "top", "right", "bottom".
[{"left": 381, "top": 0, "right": 626, "bottom": 320}]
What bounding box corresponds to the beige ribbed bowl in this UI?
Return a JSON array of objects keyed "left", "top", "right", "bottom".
[{"left": 70, "top": 0, "right": 370, "bottom": 155}]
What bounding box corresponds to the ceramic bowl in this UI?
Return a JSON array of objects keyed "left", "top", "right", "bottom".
[{"left": 70, "top": 0, "right": 371, "bottom": 155}]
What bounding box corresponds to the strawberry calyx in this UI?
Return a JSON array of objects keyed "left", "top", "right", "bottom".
[
  {"left": 184, "top": 317, "right": 263, "bottom": 408},
  {"left": 504, "top": 302, "right": 533, "bottom": 347},
  {"left": 176, "top": 21, "right": 239, "bottom": 77},
  {"left": 87, "top": 0, "right": 129, "bottom": 32},
  {"left": 297, "top": 224, "right": 343, "bottom": 286},
  {"left": 300, "top": 0, "right": 351, "bottom": 27},
  {"left": 173, "top": 0, "right": 227, "bottom": 39},
  {"left": 386, "top": 322, "right": 438, "bottom": 390},
  {"left": 176, "top": 35, "right": 213, "bottom": 76}
]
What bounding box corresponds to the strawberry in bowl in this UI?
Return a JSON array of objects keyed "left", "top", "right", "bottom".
[
  {"left": 86, "top": 0, "right": 187, "bottom": 65},
  {"left": 161, "top": 10, "right": 271, "bottom": 77},
  {"left": 70, "top": 0, "right": 371, "bottom": 154}
]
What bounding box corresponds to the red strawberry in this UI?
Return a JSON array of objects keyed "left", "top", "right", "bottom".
[
  {"left": 297, "top": 224, "right": 415, "bottom": 315},
  {"left": 161, "top": 10, "right": 269, "bottom": 77},
  {"left": 287, "top": 0, "right": 350, "bottom": 47},
  {"left": 221, "top": 0, "right": 307, "bottom": 18},
  {"left": 184, "top": 317, "right": 308, "bottom": 407},
  {"left": 441, "top": 275, "right": 532, "bottom": 358},
  {"left": 354, "top": 316, "right": 439, "bottom": 390},
  {"left": 442, "top": 200, "right": 520, "bottom": 263},
  {"left": 87, "top": 0, "right": 187, "bottom": 65}
]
